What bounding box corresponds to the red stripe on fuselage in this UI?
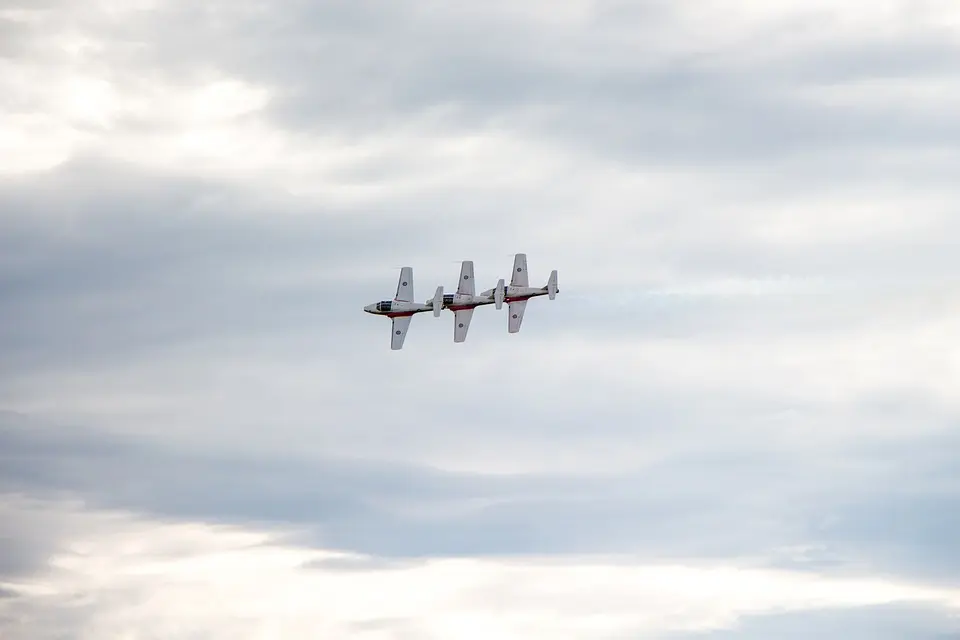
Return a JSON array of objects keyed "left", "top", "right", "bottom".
[{"left": 385, "top": 311, "right": 418, "bottom": 318}]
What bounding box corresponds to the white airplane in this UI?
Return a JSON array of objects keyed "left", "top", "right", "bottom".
[
  {"left": 437, "top": 260, "right": 506, "bottom": 342},
  {"left": 364, "top": 267, "right": 443, "bottom": 350},
  {"left": 481, "top": 253, "right": 558, "bottom": 333}
]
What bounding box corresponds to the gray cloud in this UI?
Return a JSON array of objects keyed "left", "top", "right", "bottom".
[
  {"left": 0, "top": 157, "right": 494, "bottom": 379},
  {"left": 3, "top": 0, "right": 960, "bottom": 636},
  {"left": 804, "top": 431, "right": 960, "bottom": 587},
  {"left": 2, "top": 408, "right": 958, "bottom": 589},
  {"left": 0, "top": 491, "right": 86, "bottom": 581},
  {"left": 13, "top": 0, "right": 960, "bottom": 171},
  {"left": 118, "top": 2, "right": 960, "bottom": 170},
  {"left": 2, "top": 154, "right": 952, "bottom": 391},
  {"left": 666, "top": 602, "right": 960, "bottom": 640}
]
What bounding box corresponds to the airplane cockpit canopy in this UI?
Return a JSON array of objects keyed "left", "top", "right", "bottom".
[{"left": 376, "top": 300, "right": 393, "bottom": 312}]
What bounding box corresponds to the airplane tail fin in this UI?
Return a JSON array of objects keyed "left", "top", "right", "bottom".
[
  {"left": 432, "top": 285, "right": 443, "bottom": 317},
  {"left": 494, "top": 278, "right": 505, "bottom": 310},
  {"left": 546, "top": 270, "right": 558, "bottom": 300}
]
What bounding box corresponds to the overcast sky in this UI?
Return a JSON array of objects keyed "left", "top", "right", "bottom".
[{"left": 2, "top": 0, "right": 960, "bottom": 638}]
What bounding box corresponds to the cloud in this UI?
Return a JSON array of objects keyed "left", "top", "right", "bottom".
[
  {"left": 2, "top": 408, "right": 959, "bottom": 591},
  {"left": 3, "top": 0, "right": 960, "bottom": 637},
  {"left": 666, "top": 602, "right": 960, "bottom": 640},
  {"left": 1, "top": 495, "right": 959, "bottom": 640}
]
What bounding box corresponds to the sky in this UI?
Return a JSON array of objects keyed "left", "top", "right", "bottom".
[{"left": 2, "top": 0, "right": 960, "bottom": 638}]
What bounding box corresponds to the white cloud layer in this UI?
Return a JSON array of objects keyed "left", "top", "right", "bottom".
[{"left": 2, "top": 497, "right": 959, "bottom": 640}]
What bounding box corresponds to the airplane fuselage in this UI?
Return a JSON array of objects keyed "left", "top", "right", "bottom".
[
  {"left": 437, "top": 292, "right": 496, "bottom": 311},
  {"left": 363, "top": 299, "right": 435, "bottom": 318},
  {"left": 481, "top": 285, "right": 550, "bottom": 302}
]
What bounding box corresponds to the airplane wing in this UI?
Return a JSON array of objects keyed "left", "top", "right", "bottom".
[
  {"left": 508, "top": 300, "right": 527, "bottom": 333},
  {"left": 391, "top": 315, "right": 413, "bottom": 350},
  {"left": 453, "top": 308, "right": 474, "bottom": 343},
  {"left": 510, "top": 253, "right": 528, "bottom": 287},
  {"left": 457, "top": 260, "right": 475, "bottom": 296},
  {"left": 395, "top": 267, "right": 414, "bottom": 302}
]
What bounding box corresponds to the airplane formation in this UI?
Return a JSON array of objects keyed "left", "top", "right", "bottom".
[{"left": 363, "top": 253, "right": 558, "bottom": 349}]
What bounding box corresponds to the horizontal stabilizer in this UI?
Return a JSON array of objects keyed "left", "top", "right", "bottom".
[
  {"left": 547, "top": 269, "right": 558, "bottom": 300},
  {"left": 432, "top": 285, "right": 443, "bottom": 317},
  {"left": 495, "top": 278, "right": 505, "bottom": 309}
]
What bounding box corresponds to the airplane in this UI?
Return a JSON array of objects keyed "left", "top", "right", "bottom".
[
  {"left": 364, "top": 267, "right": 443, "bottom": 350},
  {"left": 436, "top": 260, "right": 506, "bottom": 343},
  {"left": 481, "top": 253, "right": 558, "bottom": 334}
]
